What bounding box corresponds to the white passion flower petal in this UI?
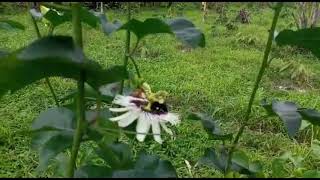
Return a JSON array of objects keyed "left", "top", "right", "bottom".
[
  {"left": 118, "top": 110, "right": 140, "bottom": 127},
  {"left": 136, "top": 113, "right": 151, "bottom": 142},
  {"left": 113, "top": 95, "right": 147, "bottom": 107},
  {"left": 160, "top": 113, "right": 180, "bottom": 125},
  {"left": 109, "top": 107, "right": 130, "bottom": 112},
  {"left": 151, "top": 119, "right": 163, "bottom": 144},
  {"left": 160, "top": 122, "right": 173, "bottom": 136},
  {"left": 109, "top": 110, "right": 132, "bottom": 122}
]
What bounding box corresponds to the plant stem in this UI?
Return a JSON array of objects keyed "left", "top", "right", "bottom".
[
  {"left": 120, "top": 2, "right": 131, "bottom": 94},
  {"left": 30, "top": 12, "right": 60, "bottom": 107},
  {"left": 129, "top": 56, "right": 141, "bottom": 78},
  {"left": 67, "top": 3, "right": 85, "bottom": 177},
  {"left": 128, "top": 40, "right": 140, "bottom": 57},
  {"left": 225, "top": 2, "right": 283, "bottom": 173}
]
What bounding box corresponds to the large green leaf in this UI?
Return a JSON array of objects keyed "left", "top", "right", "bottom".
[
  {"left": 0, "top": 19, "right": 25, "bottom": 31},
  {"left": 59, "top": 83, "right": 114, "bottom": 104},
  {"left": 188, "top": 112, "right": 233, "bottom": 141},
  {"left": 99, "top": 14, "right": 122, "bottom": 36},
  {"left": 37, "top": 131, "right": 73, "bottom": 172},
  {"left": 52, "top": 153, "right": 69, "bottom": 177},
  {"left": 86, "top": 109, "right": 120, "bottom": 142},
  {"left": 0, "top": 36, "right": 128, "bottom": 98},
  {"left": 112, "top": 152, "right": 177, "bottom": 178},
  {"left": 260, "top": 98, "right": 276, "bottom": 116},
  {"left": 31, "top": 130, "right": 61, "bottom": 150},
  {"left": 74, "top": 165, "right": 112, "bottom": 178},
  {"left": 32, "top": 107, "right": 75, "bottom": 132},
  {"left": 119, "top": 18, "right": 173, "bottom": 40},
  {"left": 0, "top": 49, "right": 8, "bottom": 58},
  {"left": 232, "top": 151, "right": 263, "bottom": 176},
  {"left": 298, "top": 108, "right": 320, "bottom": 126},
  {"left": 29, "top": 8, "right": 43, "bottom": 20},
  {"left": 198, "top": 148, "right": 229, "bottom": 172},
  {"left": 43, "top": 9, "right": 71, "bottom": 28},
  {"left": 272, "top": 101, "right": 302, "bottom": 138},
  {"left": 275, "top": 28, "right": 320, "bottom": 58},
  {"left": 40, "top": 4, "right": 99, "bottom": 28},
  {"left": 232, "top": 151, "right": 250, "bottom": 171},
  {"left": 166, "top": 18, "right": 205, "bottom": 48},
  {"left": 96, "top": 142, "right": 133, "bottom": 170},
  {"left": 198, "top": 148, "right": 261, "bottom": 176},
  {"left": 113, "top": 18, "right": 205, "bottom": 48}
]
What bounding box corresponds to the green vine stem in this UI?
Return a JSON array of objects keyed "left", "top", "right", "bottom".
[
  {"left": 120, "top": 2, "right": 131, "bottom": 94},
  {"left": 129, "top": 56, "right": 141, "bottom": 78},
  {"left": 66, "top": 2, "right": 86, "bottom": 177},
  {"left": 225, "top": 2, "right": 283, "bottom": 174},
  {"left": 30, "top": 11, "right": 60, "bottom": 107}
]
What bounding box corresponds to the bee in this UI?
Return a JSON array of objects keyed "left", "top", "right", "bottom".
[{"left": 130, "top": 82, "right": 169, "bottom": 114}]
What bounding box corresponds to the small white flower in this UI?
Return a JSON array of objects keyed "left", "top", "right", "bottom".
[{"left": 109, "top": 94, "right": 180, "bottom": 144}]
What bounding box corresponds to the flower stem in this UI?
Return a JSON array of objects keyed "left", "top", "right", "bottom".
[
  {"left": 30, "top": 11, "right": 60, "bottom": 107},
  {"left": 120, "top": 2, "right": 131, "bottom": 94},
  {"left": 66, "top": 2, "right": 85, "bottom": 177},
  {"left": 225, "top": 2, "right": 283, "bottom": 174}
]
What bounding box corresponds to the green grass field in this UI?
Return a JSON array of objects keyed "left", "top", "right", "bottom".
[{"left": 1, "top": 3, "right": 320, "bottom": 177}]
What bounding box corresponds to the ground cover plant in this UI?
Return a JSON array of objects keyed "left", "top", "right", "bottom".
[{"left": 1, "top": 2, "right": 320, "bottom": 178}]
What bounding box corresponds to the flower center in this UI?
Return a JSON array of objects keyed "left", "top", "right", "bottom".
[{"left": 150, "top": 102, "right": 168, "bottom": 115}]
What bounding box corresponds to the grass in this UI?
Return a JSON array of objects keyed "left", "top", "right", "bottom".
[{"left": 1, "top": 3, "right": 320, "bottom": 177}]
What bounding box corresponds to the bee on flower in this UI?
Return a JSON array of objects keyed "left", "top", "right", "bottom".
[{"left": 100, "top": 82, "right": 180, "bottom": 144}]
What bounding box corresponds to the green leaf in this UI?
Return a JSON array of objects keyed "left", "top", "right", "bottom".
[
  {"left": 275, "top": 28, "right": 320, "bottom": 59},
  {"left": 31, "top": 130, "right": 61, "bottom": 150},
  {"left": 117, "top": 18, "right": 205, "bottom": 48},
  {"left": 78, "top": 6, "right": 100, "bottom": 28},
  {"left": 231, "top": 151, "right": 263, "bottom": 176},
  {"left": 0, "top": 19, "right": 25, "bottom": 31},
  {"left": 29, "top": 8, "right": 43, "bottom": 20},
  {"left": 52, "top": 153, "right": 69, "bottom": 177},
  {"left": 299, "top": 120, "right": 311, "bottom": 131},
  {"left": 303, "top": 170, "right": 320, "bottom": 178},
  {"left": 166, "top": 18, "right": 205, "bottom": 48},
  {"left": 232, "top": 151, "right": 250, "bottom": 170},
  {"left": 248, "top": 161, "right": 263, "bottom": 174},
  {"left": 37, "top": 131, "right": 73, "bottom": 172},
  {"left": 271, "top": 158, "right": 288, "bottom": 178},
  {"left": 188, "top": 112, "right": 233, "bottom": 141},
  {"left": 0, "top": 36, "right": 128, "bottom": 98},
  {"left": 96, "top": 142, "right": 133, "bottom": 170},
  {"left": 41, "top": 4, "right": 99, "bottom": 28},
  {"left": 98, "top": 82, "right": 121, "bottom": 97},
  {"left": 260, "top": 98, "right": 276, "bottom": 116},
  {"left": 198, "top": 148, "right": 228, "bottom": 172},
  {"left": 272, "top": 100, "right": 302, "bottom": 138},
  {"left": 119, "top": 18, "right": 173, "bottom": 41},
  {"left": 43, "top": 9, "right": 71, "bottom": 28},
  {"left": 100, "top": 14, "right": 122, "bottom": 36},
  {"left": 74, "top": 165, "right": 112, "bottom": 178},
  {"left": 86, "top": 110, "right": 119, "bottom": 142},
  {"left": 298, "top": 108, "right": 320, "bottom": 126},
  {"left": 59, "top": 83, "right": 114, "bottom": 104},
  {"left": 32, "top": 107, "right": 75, "bottom": 132},
  {"left": 0, "top": 49, "right": 8, "bottom": 58},
  {"left": 311, "top": 140, "right": 320, "bottom": 157},
  {"left": 112, "top": 152, "right": 177, "bottom": 178}
]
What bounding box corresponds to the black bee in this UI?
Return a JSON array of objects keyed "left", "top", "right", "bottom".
[{"left": 150, "top": 101, "right": 168, "bottom": 115}]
